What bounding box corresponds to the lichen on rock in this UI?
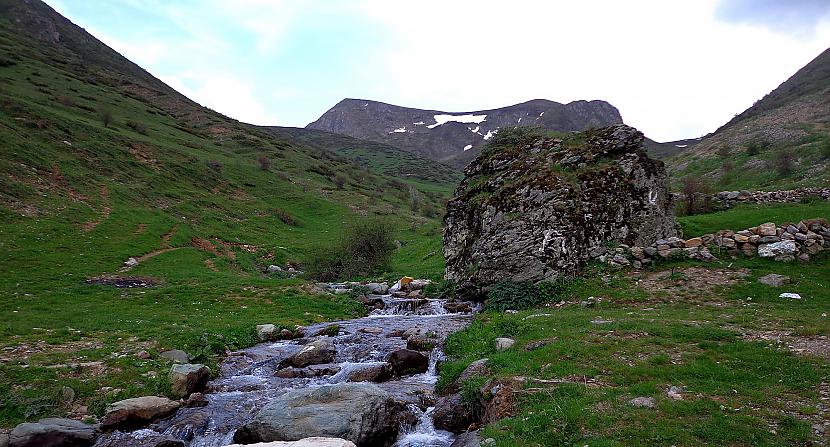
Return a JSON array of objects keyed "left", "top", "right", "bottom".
[{"left": 443, "top": 124, "right": 677, "bottom": 299}]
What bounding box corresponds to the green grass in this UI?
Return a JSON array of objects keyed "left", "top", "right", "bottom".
[
  {"left": 678, "top": 202, "right": 830, "bottom": 237},
  {"left": 439, "top": 254, "right": 830, "bottom": 446}
]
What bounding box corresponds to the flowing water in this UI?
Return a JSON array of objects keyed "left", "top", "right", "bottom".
[{"left": 95, "top": 292, "right": 474, "bottom": 447}]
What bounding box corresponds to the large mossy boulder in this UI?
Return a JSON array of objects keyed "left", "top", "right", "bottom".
[
  {"left": 233, "top": 383, "right": 414, "bottom": 446},
  {"left": 444, "top": 125, "right": 677, "bottom": 298}
]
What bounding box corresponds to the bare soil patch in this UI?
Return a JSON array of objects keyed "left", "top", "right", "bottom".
[{"left": 632, "top": 267, "right": 750, "bottom": 302}]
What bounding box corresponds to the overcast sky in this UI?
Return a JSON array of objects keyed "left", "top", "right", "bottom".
[{"left": 45, "top": 0, "right": 830, "bottom": 141}]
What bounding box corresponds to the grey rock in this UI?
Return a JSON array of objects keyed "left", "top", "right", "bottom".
[
  {"left": 256, "top": 324, "right": 278, "bottom": 341},
  {"left": 159, "top": 350, "right": 189, "bottom": 363},
  {"left": 345, "top": 363, "right": 392, "bottom": 383},
  {"left": 365, "top": 283, "right": 389, "bottom": 295},
  {"left": 758, "top": 240, "right": 798, "bottom": 258},
  {"left": 433, "top": 393, "right": 478, "bottom": 434},
  {"left": 267, "top": 265, "right": 283, "bottom": 273},
  {"left": 495, "top": 338, "right": 515, "bottom": 351},
  {"left": 100, "top": 396, "right": 180, "bottom": 429},
  {"left": 9, "top": 418, "right": 97, "bottom": 447},
  {"left": 445, "top": 359, "right": 490, "bottom": 395},
  {"left": 279, "top": 337, "right": 336, "bottom": 368},
  {"left": 629, "top": 396, "right": 656, "bottom": 408},
  {"left": 225, "top": 439, "right": 356, "bottom": 447},
  {"left": 387, "top": 349, "right": 429, "bottom": 376},
  {"left": 233, "top": 383, "right": 413, "bottom": 446},
  {"left": 443, "top": 125, "right": 677, "bottom": 299},
  {"left": 450, "top": 431, "right": 482, "bottom": 447},
  {"left": 169, "top": 363, "right": 210, "bottom": 398},
  {"left": 758, "top": 274, "right": 790, "bottom": 287}
]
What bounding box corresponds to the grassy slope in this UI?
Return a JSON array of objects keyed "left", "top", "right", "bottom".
[
  {"left": 439, "top": 204, "right": 830, "bottom": 446},
  {"left": 0, "top": 4, "right": 451, "bottom": 426}
]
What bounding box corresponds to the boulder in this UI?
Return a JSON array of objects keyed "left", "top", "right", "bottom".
[
  {"left": 387, "top": 349, "right": 429, "bottom": 376},
  {"left": 233, "top": 383, "right": 413, "bottom": 446},
  {"left": 450, "top": 431, "right": 482, "bottom": 447},
  {"left": 443, "top": 125, "right": 677, "bottom": 298},
  {"left": 406, "top": 334, "right": 437, "bottom": 351},
  {"left": 495, "top": 338, "right": 515, "bottom": 351},
  {"left": 267, "top": 265, "right": 283, "bottom": 273},
  {"left": 9, "top": 418, "right": 97, "bottom": 447},
  {"left": 345, "top": 363, "right": 392, "bottom": 383},
  {"left": 279, "top": 338, "right": 336, "bottom": 369},
  {"left": 159, "top": 350, "right": 189, "bottom": 363},
  {"left": 169, "top": 363, "right": 210, "bottom": 398},
  {"left": 758, "top": 274, "right": 790, "bottom": 287},
  {"left": 365, "top": 283, "right": 389, "bottom": 295},
  {"left": 629, "top": 396, "right": 656, "bottom": 408},
  {"left": 95, "top": 432, "right": 184, "bottom": 447},
  {"left": 100, "top": 396, "right": 180, "bottom": 429},
  {"left": 758, "top": 240, "right": 798, "bottom": 258},
  {"left": 225, "top": 438, "right": 356, "bottom": 447},
  {"left": 433, "top": 393, "right": 477, "bottom": 434}
]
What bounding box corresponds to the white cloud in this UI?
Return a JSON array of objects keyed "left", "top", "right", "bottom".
[
  {"left": 357, "top": 0, "right": 830, "bottom": 141},
  {"left": 163, "top": 71, "right": 280, "bottom": 125}
]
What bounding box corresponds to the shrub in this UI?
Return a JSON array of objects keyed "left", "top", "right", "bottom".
[
  {"left": 820, "top": 139, "right": 830, "bottom": 159},
  {"left": 273, "top": 208, "right": 297, "bottom": 226},
  {"left": 333, "top": 175, "right": 346, "bottom": 190},
  {"left": 745, "top": 139, "right": 769, "bottom": 156},
  {"left": 485, "top": 281, "right": 543, "bottom": 311},
  {"left": 126, "top": 120, "right": 148, "bottom": 135},
  {"left": 775, "top": 150, "right": 795, "bottom": 177},
  {"left": 424, "top": 280, "right": 456, "bottom": 299},
  {"left": 257, "top": 154, "right": 272, "bottom": 171},
  {"left": 680, "top": 175, "right": 712, "bottom": 216},
  {"left": 97, "top": 107, "right": 113, "bottom": 128},
  {"left": 305, "top": 218, "right": 397, "bottom": 281},
  {"left": 206, "top": 160, "right": 223, "bottom": 171}
]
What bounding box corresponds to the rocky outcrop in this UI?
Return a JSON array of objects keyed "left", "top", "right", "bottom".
[
  {"left": 100, "top": 396, "right": 180, "bottom": 430},
  {"left": 444, "top": 125, "right": 677, "bottom": 298},
  {"left": 9, "top": 418, "right": 98, "bottom": 447},
  {"left": 233, "top": 383, "right": 414, "bottom": 446}
]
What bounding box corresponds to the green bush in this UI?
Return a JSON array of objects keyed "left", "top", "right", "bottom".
[
  {"left": 424, "top": 280, "right": 456, "bottom": 299},
  {"left": 305, "top": 218, "right": 397, "bottom": 281},
  {"left": 485, "top": 281, "right": 543, "bottom": 311}
]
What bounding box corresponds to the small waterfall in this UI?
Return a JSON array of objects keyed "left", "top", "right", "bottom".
[{"left": 395, "top": 405, "right": 454, "bottom": 447}]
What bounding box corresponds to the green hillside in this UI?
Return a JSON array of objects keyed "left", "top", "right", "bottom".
[{"left": 0, "top": 0, "right": 448, "bottom": 425}]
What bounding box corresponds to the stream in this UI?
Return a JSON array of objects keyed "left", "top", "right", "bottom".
[{"left": 95, "top": 290, "right": 475, "bottom": 446}]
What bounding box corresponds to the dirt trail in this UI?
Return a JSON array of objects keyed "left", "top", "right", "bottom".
[
  {"left": 82, "top": 185, "right": 111, "bottom": 231},
  {"left": 119, "top": 225, "right": 181, "bottom": 272}
]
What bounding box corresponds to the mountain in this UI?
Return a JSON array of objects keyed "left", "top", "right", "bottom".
[
  {"left": 668, "top": 47, "right": 830, "bottom": 190},
  {"left": 306, "top": 98, "right": 624, "bottom": 168}
]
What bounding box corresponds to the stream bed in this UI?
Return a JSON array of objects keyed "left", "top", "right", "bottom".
[{"left": 95, "top": 292, "right": 475, "bottom": 446}]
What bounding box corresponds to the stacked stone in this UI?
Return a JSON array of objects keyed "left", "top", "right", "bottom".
[
  {"left": 593, "top": 219, "right": 829, "bottom": 267},
  {"left": 672, "top": 188, "right": 830, "bottom": 210}
]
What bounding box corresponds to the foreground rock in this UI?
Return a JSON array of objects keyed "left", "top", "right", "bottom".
[
  {"left": 233, "top": 383, "right": 413, "bottom": 446},
  {"left": 444, "top": 124, "right": 677, "bottom": 298},
  {"left": 279, "top": 337, "right": 336, "bottom": 368},
  {"left": 100, "top": 396, "right": 180, "bottom": 430},
  {"left": 387, "top": 349, "right": 429, "bottom": 376},
  {"left": 225, "top": 438, "right": 356, "bottom": 447},
  {"left": 9, "top": 418, "right": 97, "bottom": 447},
  {"left": 169, "top": 363, "right": 210, "bottom": 398},
  {"left": 433, "top": 393, "right": 477, "bottom": 433}
]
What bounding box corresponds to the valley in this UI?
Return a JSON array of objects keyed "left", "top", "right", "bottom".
[{"left": 0, "top": 1, "right": 829, "bottom": 447}]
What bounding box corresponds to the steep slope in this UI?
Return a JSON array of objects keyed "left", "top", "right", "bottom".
[
  {"left": 306, "top": 98, "right": 624, "bottom": 168},
  {"left": 668, "top": 47, "right": 830, "bottom": 190}
]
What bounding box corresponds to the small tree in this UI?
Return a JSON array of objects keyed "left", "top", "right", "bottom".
[
  {"left": 257, "top": 154, "right": 272, "bottom": 171},
  {"left": 775, "top": 150, "right": 795, "bottom": 177},
  {"left": 98, "top": 107, "right": 113, "bottom": 128},
  {"left": 333, "top": 175, "right": 346, "bottom": 190},
  {"left": 680, "top": 175, "right": 711, "bottom": 216}
]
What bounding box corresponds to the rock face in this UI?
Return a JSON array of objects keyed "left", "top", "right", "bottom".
[
  {"left": 233, "top": 383, "right": 412, "bottom": 446},
  {"left": 100, "top": 396, "right": 180, "bottom": 430},
  {"left": 306, "top": 98, "right": 623, "bottom": 168},
  {"left": 444, "top": 125, "right": 677, "bottom": 297},
  {"left": 9, "top": 418, "right": 97, "bottom": 447}
]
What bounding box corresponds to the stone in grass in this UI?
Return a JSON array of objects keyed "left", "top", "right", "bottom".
[
  {"left": 629, "top": 396, "right": 656, "bottom": 408},
  {"left": 8, "top": 418, "right": 98, "bottom": 447},
  {"left": 495, "top": 338, "right": 515, "bottom": 351},
  {"left": 159, "top": 349, "right": 189, "bottom": 363},
  {"left": 779, "top": 293, "right": 802, "bottom": 300},
  {"left": 758, "top": 274, "right": 790, "bottom": 287}
]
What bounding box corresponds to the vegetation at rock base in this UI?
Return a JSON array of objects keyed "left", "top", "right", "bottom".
[{"left": 305, "top": 218, "right": 397, "bottom": 281}]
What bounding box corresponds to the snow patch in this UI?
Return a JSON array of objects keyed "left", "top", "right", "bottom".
[
  {"left": 426, "top": 114, "right": 487, "bottom": 129},
  {"left": 463, "top": 144, "right": 473, "bottom": 151},
  {"left": 675, "top": 144, "right": 687, "bottom": 148},
  {"left": 413, "top": 121, "right": 425, "bottom": 125},
  {"left": 389, "top": 126, "right": 407, "bottom": 133},
  {"left": 539, "top": 111, "right": 545, "bottom": 116},
  {"left": 483, "top": 129, "right": 498, "bottom": 140},
  {"left": 469, "top": 126, "right": 480, "bottom": 133}
]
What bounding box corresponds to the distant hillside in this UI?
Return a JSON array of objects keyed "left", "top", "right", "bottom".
[
  {"left": 265, "top": 126, "right": 462, "bottom": 193},
  {"left": 306, "top": 98, "right": 625, "bottom": 168},
  {"left": 668, "top": 47, "right": 830, "bottom": 190}
]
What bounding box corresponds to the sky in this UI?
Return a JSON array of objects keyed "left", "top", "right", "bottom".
[{"left": 44, "top": 0, "right": 830, "bottom": 142}]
